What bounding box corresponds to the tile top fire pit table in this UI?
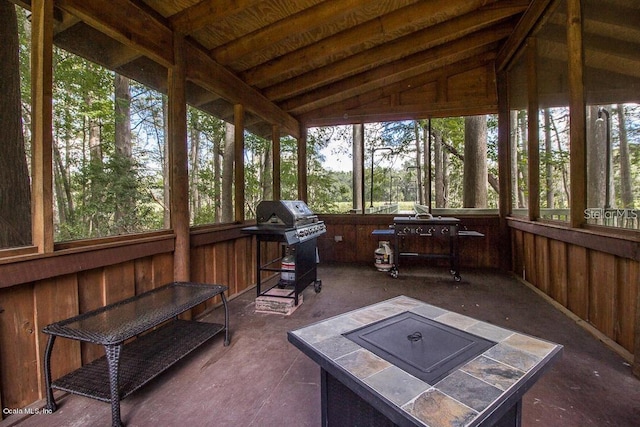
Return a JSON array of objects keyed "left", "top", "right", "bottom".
[{"left": 288, "top": 296, "right": 562, "bottom": 427}]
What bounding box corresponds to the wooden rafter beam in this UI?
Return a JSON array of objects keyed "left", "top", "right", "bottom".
[
  {"left": 241, "top": 0, "right": 502, "bottom": 88},
  {"left": 186, "top": 44, "right": 299, "bottom": 137},
  {"left": 283, "top": 24, "right": 512, "bottom": 115},
  {"left": 56, "top": 0, "right": 174, "bottom": 68},
  {"left": 169, "top": 0, "right": 262, "bottom": 34},
  {"left": 265, "top": 2, "right": 527, "bottom": 102},
  {"left": 211, "top": 0, "right": 389, "bottom": 66}
]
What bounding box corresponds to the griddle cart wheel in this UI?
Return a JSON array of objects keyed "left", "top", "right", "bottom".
[
  {"left": 314, "top": 280, "right": 322, "bottom": 293},
  {"left": 390, "top": 266, "right": 398, "bottom": 279}
]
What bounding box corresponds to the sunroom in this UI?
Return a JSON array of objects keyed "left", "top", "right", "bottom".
[{"left": 1, "top": 0, "right": 638, "bottom": 426}]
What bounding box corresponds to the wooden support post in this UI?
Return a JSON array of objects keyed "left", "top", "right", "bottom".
[
  {"left": 353, "top": 123, "right": 365, "bottom": 213},
  {"left": 298, "top": 126, "right": 308, "bottom": 203},
  {"left": 527, "top": 38, "right": 540, "bottom": 221},
  {"left": 497, "top": 70, "right": 512, "bottom": 271},
  {"left": 31, "top": 0, "right": 54, "bottom": 253},
  {"left": 168, "top": 33, "right": 190, "bottom": 281},
  {"left": 567, "top": 0, "right": 586, "bottom": 228},
  {"left": 234, "top": 104, "right": 245, "bottom": 221},
  {"left": 272, "top": 125, "right": 281, "bottom": 201}
]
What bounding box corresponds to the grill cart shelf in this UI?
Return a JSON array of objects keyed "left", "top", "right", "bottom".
[{"left": 43, "top": 282, "right": 230, "bottom": 427}]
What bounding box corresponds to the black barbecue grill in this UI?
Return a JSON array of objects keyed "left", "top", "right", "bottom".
[{"left": 242, "top": 200, "right": 325, "bottom": 305}]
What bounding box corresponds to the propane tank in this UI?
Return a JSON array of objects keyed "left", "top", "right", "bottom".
[
  {"left": 374, "top": 241, "right": 393, "bottom": 272},
  {"left": 281, "top": 252, "right": 296, "bottom": 285}
]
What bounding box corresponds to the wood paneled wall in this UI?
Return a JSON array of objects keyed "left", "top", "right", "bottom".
[
  {"left": 0, "top": 229, "right": 256, "bottom": 411},
  {"left": 510, "top": 220, "right": 639, "bottom": 355},
  {"left": 317, "top": 214, "right": 502, "bottom": 269}
]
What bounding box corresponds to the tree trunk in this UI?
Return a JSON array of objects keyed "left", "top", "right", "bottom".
[
  {"left": 0, "top": 2, "right": 32, "bottom": 247},
  {"left": 518, "top": 111, "right": 528, "bottom": 208},
  {"left": 422, "top": 123, "right": 430, "bottom": 209},
  {"left": 434, "top": 129, "right": 446, "bottom": 208},
  {"left": 221, "top": 122, "right": 234, "bottom": 223},
  {"left": 414, "top": 121, "right": 423, "bottom": 205},
  {"left": 587, "top": 105, "right": 606, "bottom": 210},
  {"left": 163, "top": 97, "right": 171, "bottom": 228},
  {"left": 214, "top": 133, "right": 222, "bottom": 222},
  {"left": 262, "top": 142, "right": 273, "bottom": 200},
  {"left": 463, "top": 115, "right": 487, "bottom": 208},
  {"left": 544, "top": 109, "right": 554, "bottom": 208},
  {"left": 189, "top": 110, "right": 201, "bottom": 219},
  {"left": 616, "top": 105, "right": 633, "bottom": 208},
  {"left": 114, "top": 73, "right": 133, "bottom": 231}
]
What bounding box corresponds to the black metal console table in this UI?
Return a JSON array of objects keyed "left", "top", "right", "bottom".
[{"left": 43, "top": 281, "right": 230, "bottom": 427}]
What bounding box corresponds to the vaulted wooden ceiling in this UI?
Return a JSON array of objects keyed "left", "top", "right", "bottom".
[
  {"left": 18, "top": 0, "right": 640, "bottom": 138},
  {"left": 24, "top": 0, "right": 534, "bottom": 138}
]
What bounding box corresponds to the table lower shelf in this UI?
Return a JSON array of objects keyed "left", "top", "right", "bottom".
[{"left": 52, "top": 319, "right": 224, "bottom": 402}]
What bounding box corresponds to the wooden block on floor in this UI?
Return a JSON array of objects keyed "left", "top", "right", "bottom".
[{"left": 255, "top": 288, "right": 302, "bottom": 315}]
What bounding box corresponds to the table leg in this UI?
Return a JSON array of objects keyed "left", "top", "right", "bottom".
[
  {"left": 44, "top": 335, "right": 57, "bottom": 412},
  {"left": 105, "top": 343, "right": 124, "bottom": 427},
  {"left": 221, "top": 291, "right": 230, "bottom": 346}
]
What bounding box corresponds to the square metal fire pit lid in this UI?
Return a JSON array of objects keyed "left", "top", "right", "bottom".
[{"left": 344, "top": 312, "right": 496, "bottom": 384}]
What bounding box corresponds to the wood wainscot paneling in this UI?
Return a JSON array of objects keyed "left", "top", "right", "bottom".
[
  {"left": 548, "top": 239, "right": 568, "bottom": 307},
  {"left": 0, "top": 284, "right": 39, "bottom": 409},
  {"left": 567, "top": 244, "right": 589, "bottom": 320},
  {"left": 318, "top": 214, "right": 500, "bottom": 268},
  {"left": 616, "top": 258, "right": 639, "bottom": 352},
  {"left": 588, "top": 252, "right": 617, "bottom": 338},
  {"left": 508, "top": 217, "right": 639, "bottom": 360},
  {"left": 0, "top": 235, "right": 176, "bottom": 410}
]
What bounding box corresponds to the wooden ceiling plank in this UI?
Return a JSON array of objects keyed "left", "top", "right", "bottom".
[
  {"left": 241, "top": 0, "right": 501, "bottom": 88},
  {"left": 211, "top": 0, "right": 382, "bottom": 66},
  {"left": 56, "top": 0, "right": 173, "bottom": 68},
  {"left": 284, "top": 25, "right": 511, "bottom": 115},
  {"left": 169, "top": 0, "right": 262, "bottom": 34},
  {"left": 265, "top": 3, "right": 527, "bottom": 102}
]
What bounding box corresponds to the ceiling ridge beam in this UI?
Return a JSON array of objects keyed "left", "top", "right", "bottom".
[
  {"left": 283, "top": 24, "right": 512, "bottom": 115},
  {"left": 265, "top": 4, "right": 527, "bottom": 102},
  {"left": 241, "top": 0, "right": 501, "bottom": 88},
  {"left": 169, "top": 0, "right": 262, "bottom": 34}
]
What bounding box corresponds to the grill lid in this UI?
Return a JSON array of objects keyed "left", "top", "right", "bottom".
[{"left": 257, "top": 200, "right": 317, "bottom": 227}]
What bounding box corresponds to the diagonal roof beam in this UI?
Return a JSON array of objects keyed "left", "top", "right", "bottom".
[
  {"left": 265, "top": 2, "right": 528, "bottom": 102},
  {"left": 211, "top": 0, "right": 385, "bottom": 66},
  {"left": 169, "top": 0, "right": 263, "bottom": 34}
]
